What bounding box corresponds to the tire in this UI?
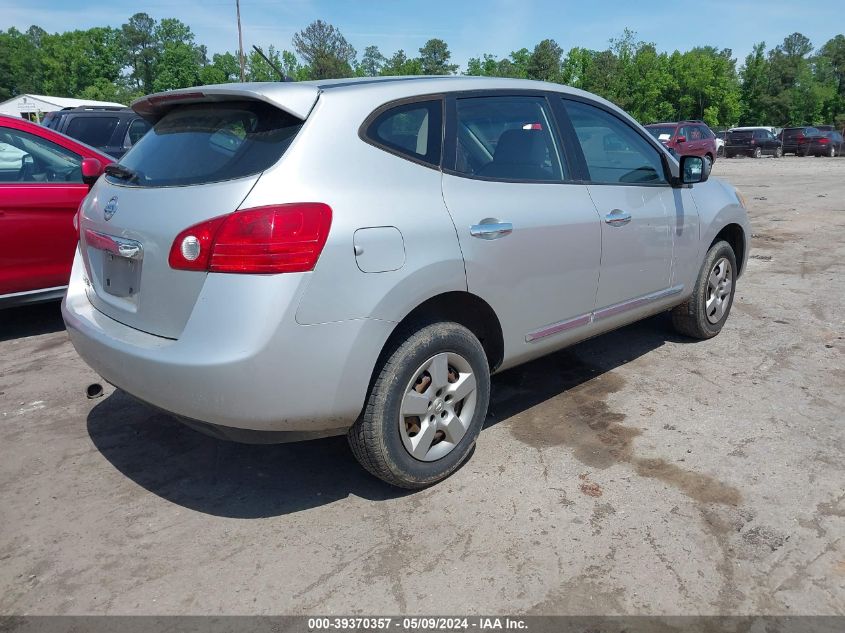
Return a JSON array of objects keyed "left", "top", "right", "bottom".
[
  {"left": 705, "top": 154, "right": 714, "bottom": 170},
  {"left": 774, "top": 147, "right": 783, "bottom": 158},
  {"left": 348, "top": 322, "right": 491, "bottom": 489},
  {"left": 752, "top": 147, "right": 762, "bottom": 159},
  {"left": 717, "top": 146, "right": 725, "bottom": 158},
  {"left": 829, "top": 146, "right": 836, "bottom": 158},
  {"left": 725, "top": 151, "right": 734, "bottom": 159},
  {"left": 671, "top": 240, "right": 738, "bottom": 340}
]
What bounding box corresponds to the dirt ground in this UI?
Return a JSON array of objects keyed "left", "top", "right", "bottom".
[{"left": 1, "top": 156, "right": 843, "bottom": 616}]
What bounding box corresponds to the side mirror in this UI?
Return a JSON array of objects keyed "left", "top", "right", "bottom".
[
  {"left": 675, "top": 135, "right": 687, "bottom": 144},
  {"left": 81, "top": 158, "right": 105, "bottom": 188},
  {"left": 679, "top": 155, "right": 708, "bottom": 185}
]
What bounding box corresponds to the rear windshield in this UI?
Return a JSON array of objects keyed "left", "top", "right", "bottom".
[
  {"left": 728, "top": 131, "right": 752, "bottom": 140},
  {"left": 109, "top": 100, "right": 302, "bottom": 187}
]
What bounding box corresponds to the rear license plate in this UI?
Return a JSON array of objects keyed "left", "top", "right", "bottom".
[{"left": 101, "top": 253, "right": 141, "bottom": 298}]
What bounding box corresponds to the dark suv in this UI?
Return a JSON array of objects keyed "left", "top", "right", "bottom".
[
  {"left": 644, "top": 121, "right": 718, "bottom": 166},
  {"left": 725, "top": 128, "right": 782, "bottom": 158},
  {"left": 779, "top": 126, "right": 823, "bottom": 156},
  {"left": 43, "top": 106, "right": 151, "bottom": 159}
]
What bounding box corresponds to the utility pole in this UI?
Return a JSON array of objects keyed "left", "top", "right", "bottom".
[{"left": 236, "top": 0, "right": 246, "bottom": 82}]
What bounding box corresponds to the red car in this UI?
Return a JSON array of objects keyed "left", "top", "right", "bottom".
[
  {"left": 0, "top": 115, "right": 110, "bottom": 308},
  {"left": 644, "top": 120, "right": 718, "bottom": 167}
]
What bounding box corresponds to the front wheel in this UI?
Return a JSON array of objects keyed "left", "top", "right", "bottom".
[
  {"left": 753, "top": 147, "right": 762, "bottom": 159},
  {"left": 671, "top": 240, "right": 737, "bottom": 339},
  {"left": 774, "top": 147, "right": 783, "bottom": 158},
  {"left": 348, "top": 322, "right": 491, "bottom": 488}
]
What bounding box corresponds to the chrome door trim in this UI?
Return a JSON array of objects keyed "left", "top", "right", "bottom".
[
  {"left": 84, "top": 229, "right": 144, "bottom": 261},
  {"left": 525, "top": 284, "right": 684, "bottom": 342},
  {"left": 525, "top": 313, "right": 592, "bottom": 342},
  {"left": 593, "top": 284, "right": 684, "bottom": 321},
  {"left": 604, "top": 209, "right": 632, "bottom": 227},
  {"left": 469, "top": 222, "right": 513, "bottom": 240}
]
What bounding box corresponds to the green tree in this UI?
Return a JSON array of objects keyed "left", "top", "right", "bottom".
[
  {"left": 418, "top": 38, "right": 457, "bottom": 75},
  {"left": 121, "top": 13, "right": 157, "bottom": 92},
  {"left": 381, "top": 49, "right": 422, "bottom": 76},
  {"left": 465, "top": 53, "right": 499, "bottom": 76},
  {"left": 526, "top": 39, "right": 563, "bottom": 82},
  {"left": 359, "top": 45, "right": 386, "bottom": 76},
  {"left": 292, "top": 20, "right": 356, "bottom": 79}
]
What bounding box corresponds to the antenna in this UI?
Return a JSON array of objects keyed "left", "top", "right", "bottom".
[{"left": 252, "top": 45, "right": 293, "bottom": 82}]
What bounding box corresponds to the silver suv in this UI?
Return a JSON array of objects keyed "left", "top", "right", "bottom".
[{"left": 63, "top": 77, "right": 750, "bottom": 488}]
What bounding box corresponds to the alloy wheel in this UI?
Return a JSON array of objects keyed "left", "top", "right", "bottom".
[
  {"left": 399, "top": 352, "right": 478, "bottom": 462},
  {"left": 706, "top": 257, "right": 733, "bottom": 324}
]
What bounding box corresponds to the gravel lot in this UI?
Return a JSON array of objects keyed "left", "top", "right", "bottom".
[{"left": 1, "top": 156, "right": 843, "bottom": 616}]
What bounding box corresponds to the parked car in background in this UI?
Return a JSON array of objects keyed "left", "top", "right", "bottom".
[
  {"left": 44, "top": 106, "right": 151, "bottom": 159},
  {"left": 63, "top": 77, "right": 749, "bottom": 488},
  {"left": 806, "top": 130, "right": 844, "bottom": 157},
  {"left": 644, "top": 121, "right": 718, "bottom": 167},
  {"left": 0, "top": 115, "right": 110, "bottom": 307},
  {"left": 779, "top": 126, "right": 823, "bottom": 156},
  {"left": 725, "top": 127, "right": 783, "bottom": 158},
  {"left": 711, "top": 128, "right": 726, "bottom": 157}
]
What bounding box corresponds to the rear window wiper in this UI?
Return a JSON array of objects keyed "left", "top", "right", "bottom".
[{"left": 105, "top": 164, "right": 140, "bottom": 183}]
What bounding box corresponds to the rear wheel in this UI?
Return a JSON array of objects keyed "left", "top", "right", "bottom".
[
  {"left": 348, "top": 322, "right": 490, "bottom": 488},
  {"left": 774, "top": 147, "right": 783, "bottom": 158},
  {"left": 829, "top": 146, "right": 836, "bottom": 157},
  {"left": 753, "top": 147, "right": 762, "bottom": 159},
  {"left": 671, "top": 240, "right": 737, "bottom": 340}
]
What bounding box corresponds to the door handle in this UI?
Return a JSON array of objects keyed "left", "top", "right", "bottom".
[
  {"left": 604, "top": 209, "right": 632, "bottom": 227},
  {"left": 470, "top": 220, "right": 513, "bottom": 240}
]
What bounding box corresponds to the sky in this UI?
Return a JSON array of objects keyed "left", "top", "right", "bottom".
[{"left": 2, "top": 0, "right": 842, "bottom": 70}]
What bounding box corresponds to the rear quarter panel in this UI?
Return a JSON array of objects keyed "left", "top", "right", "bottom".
[{"left": 239, "top": 91, "right": 467, "bottom": 327}]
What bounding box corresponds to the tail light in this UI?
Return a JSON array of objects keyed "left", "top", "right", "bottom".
[
  {"left": 168, "top": 203, "right": 332, "bottom": 274},
  {"left": 819, "top": 137, "right": 830, "bottom": 144}
]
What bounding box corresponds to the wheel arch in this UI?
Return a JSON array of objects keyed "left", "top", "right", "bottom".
[{"left": 712, "top": 223, "right": 746, "bottom": 276}]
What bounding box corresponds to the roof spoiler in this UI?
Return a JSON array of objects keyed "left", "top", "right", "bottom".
[{"left": 131, "top": 83, "right": 321, "bottom": 123}]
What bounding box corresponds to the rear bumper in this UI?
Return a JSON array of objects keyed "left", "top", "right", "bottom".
[{"left": 62, "top": 248, "right": 394, "bottom": 433}]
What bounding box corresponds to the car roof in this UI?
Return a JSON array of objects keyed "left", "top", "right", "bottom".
[{"left": 134, "top": 76, "right": 630, "bottom": 124}]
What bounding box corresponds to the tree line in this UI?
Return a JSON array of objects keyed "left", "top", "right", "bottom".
[{"left": 1, "top": 15, "right": 843, "bottom": 129}]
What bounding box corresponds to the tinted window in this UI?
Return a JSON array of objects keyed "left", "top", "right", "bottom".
[
  {"left": 367, "top": 100, "right": 442, "bottom": 166},
  {"left": 563, "top": 99, "right": 666, "bottom": 185},
  {"left": 111, "top": 101, "right": 302, "bottom": 188},
  {"left": 65, "top": 116, "right": 119, "bottom": 147},
  {"left": 646, "top": 125, "right": 677, "bottom": 141},
  {"left": 123, "top": 118, "right": 151, "bottom": 149},
  {"left": 454, "top": 96, "right": 564, "bottom": 181},
  {"left": 0, "top": 127, "right": 82, "bottom": 183}
]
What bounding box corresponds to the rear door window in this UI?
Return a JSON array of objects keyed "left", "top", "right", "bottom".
[
  {"left": 365, "top": 100, "right": 442, "bottom": 166},
  {"left": 65, "top": 116, "right": 119, "bottom": 147},
  {"left": 110, "top": 100, "right": 302, "bottom": 188},
  {"left": 562, "top": 99, "right": 666, "bottom": 185},
  {"left": 453, "top": 95, "right": 565, "bottom": 181}
]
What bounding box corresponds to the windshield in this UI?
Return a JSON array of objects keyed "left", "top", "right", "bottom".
[{"left": 109, "top": 100, "right": 302, "bottom": 187}]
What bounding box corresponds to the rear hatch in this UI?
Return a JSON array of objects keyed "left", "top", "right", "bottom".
[
  {"left": 727, "top": 131, "right": 753, "bottom": 147},
  {"left": 79, "top": 86, "right": 318, "bottom": 339}
]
